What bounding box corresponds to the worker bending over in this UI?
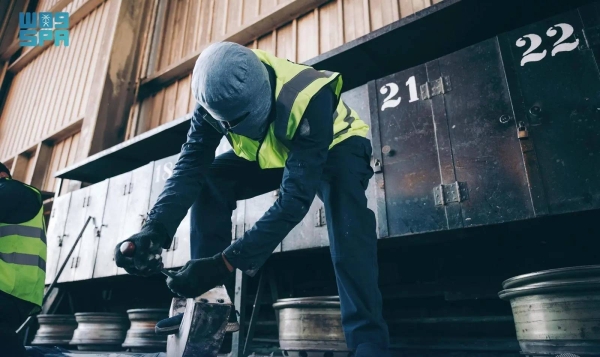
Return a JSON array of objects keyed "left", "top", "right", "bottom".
[
  {"left": 115, "top": 42, "right": 390, "bottom": 356},
  {"left": 0, "top": 162, "right": 46, "bottom": 357}
]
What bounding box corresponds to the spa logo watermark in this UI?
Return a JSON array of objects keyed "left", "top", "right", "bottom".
[{"left": 19, "top": 12, "right": 69, "bottom": 47}]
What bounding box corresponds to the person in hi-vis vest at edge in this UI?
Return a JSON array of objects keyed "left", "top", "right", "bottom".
[
  {"left": 0, "top": 162, "right": 46, "bottom": 357},
  {"left": 114, "top": 42, "right": 390, "bottom": 356}
]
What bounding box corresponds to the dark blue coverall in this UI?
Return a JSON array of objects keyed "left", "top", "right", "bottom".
[{"left": 146, "top": 66, "right": 390, "bottom": 352}]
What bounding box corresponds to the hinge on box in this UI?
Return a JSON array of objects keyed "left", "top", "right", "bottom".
[
  {"left": 433, "top": 182, "right": 469, "bottom": 206},
  {"left": 420, "top": 76, "right": 451, "bottom": 100},
  {"left": 315, "top": 207, "right": 327, "bottom": 227}
]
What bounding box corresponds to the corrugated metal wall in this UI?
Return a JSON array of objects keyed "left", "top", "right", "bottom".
[
  {"left": 129, "top": 0, "right": 437, "bottom": 137},
  {"left": 0, "top": 0, "right": 110, "bottom": 162}
]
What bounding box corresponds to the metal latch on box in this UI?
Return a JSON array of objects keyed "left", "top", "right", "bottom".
[
  {"left": 433, "top": 181, "right": 469, "bottom": 206},
  {"left": 315, "top": 207, "right": 326, "bottom": 227},
  {"left": 420, "top": 76, "right": 452, "bottom": 100}
]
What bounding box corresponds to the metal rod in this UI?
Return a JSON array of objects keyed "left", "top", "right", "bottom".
[
  {"left": 231, "top": 270, "right": 247, "bottom": 356},
  {"left": 243, "top": 269, "right": 266, "bottom": 356},
  {"left": 16, "top": 216, "right": 95, "bottom": 334},
  {"left": 267, "top": 268, "right": 279, "bottom": 326}
]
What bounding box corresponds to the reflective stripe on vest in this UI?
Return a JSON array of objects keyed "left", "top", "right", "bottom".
[
  {"left": 0, "top": 225, "right": 46, "bottom": 244},
  {"left": 0, "top": 180, "right": 46, "bottom": 307},
  {"left": 0, "top": 252, "right": 46, "bottom": 270},
  {"left": 205, "top": 50, "right": 369, "bottom": 169}
]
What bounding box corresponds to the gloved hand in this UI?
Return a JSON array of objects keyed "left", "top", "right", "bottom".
[
  {"left": 114, "top": 221, "right": 169, "bottom": 276},
  {"left": 166, "top": 253, "right": 233, "bottom": 298}
]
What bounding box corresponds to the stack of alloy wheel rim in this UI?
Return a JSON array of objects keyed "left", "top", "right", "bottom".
[
  {"left": 31, "top": 315, "right": 77, "bottom": 348},
  {"left": 122, "top": 308, "right": 168, "bottom": 352},
  {"left": 273, "top": 296, "right": 351, "bottom": 357},
  {"left": 69, "top": 312, "right": 129, "bottom": 351},
  {"left": 498, "top": 265, "right": 600, "bottom": 356}
]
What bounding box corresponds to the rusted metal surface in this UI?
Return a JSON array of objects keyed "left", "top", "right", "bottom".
[
  {"left": 31, "top": 314, "right": 77, "bottom": 346},
  {"left": 166, "top": 286, "right": 232, "bottom": 357},
  {"left": 273, "top": 296, "right": 350, "bottom": 353},
  {"left": 122, "top": 309, "right": 169, "bottom": 352},
  {"left": 499, "top": 265, "right": 600, "bottom": 355},
  {"left": 500, "top": 6, "right": 600, "bottom": 216},
  {"left": 70, "top": 312, "right": 129, "bottom": 351}
]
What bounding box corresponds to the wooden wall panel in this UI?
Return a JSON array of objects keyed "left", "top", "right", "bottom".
[
  {"left": 0, "top": 0, "right": 110, "bottom": 162},
  {"left": 181, "top": 0, "right": 200, "bottom": 60},
  {"left": 43, "top": 131, "right": 80, "bottom": 194},
  {"left": 133, "top": 0, "right": 435, "bottom": 136},
  {"left": 225, "top": 0, "right": 243, "bottom": 35},
  {"left": 24, "top": 150, "right": 37, "bottom": 184},
  {"left": 318, "top": 1, "right": 343, "bottom": 54},
  {"left": 132, "top": 74, "right": 194, "bottom": 137},
  {"left": 152, "top": 0, "right": 299, "bottom": 74},
  {"left": 276, "top": 21, "right": 296, "bottom": 62},
  {"left": 343, "top": 0, "right": 369, "bottom": 42},
  {"left": 370, "top": 0, "right": 400, "bottom": 31},
  {"left": 257, "top": 32, "right": 276, "bottom": 54},
  {"left": 194, "top": 0, "right": 215, "bottom": 56},
  {"left": 399, "top": 0, "right": 432, "bottom": 17},
  {"left": 260, "top": 0, "right": 278, "bottom": 15},
  {"left": 210, "top": 0, "right": 228, "bottom": 42},
  {"left": 36, "top": 0, "right": 62, "bottom": 12},
  {"left": 297, "top": 10, "right": 318, "bottom": 63},
  {"left": 2, "top": 159, "right": 13, "bottom": 173},
  {"left": 243, "top": 0, "right": 260, "bottom": 24}
]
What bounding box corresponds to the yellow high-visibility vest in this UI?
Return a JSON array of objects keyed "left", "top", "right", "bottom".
[
  {"left": 0, "top": 179, "right": 46, "bottom": 307},
  {"left": 203, "top": 49, "right": 369, "bottom": 168}
]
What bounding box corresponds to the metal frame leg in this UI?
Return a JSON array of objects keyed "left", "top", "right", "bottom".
[
  {"left": 243, "top": 270, "right": 267, "bottom": 356},
  {"left": 231, "top": 270, "right": 247, "bottom": 357}
]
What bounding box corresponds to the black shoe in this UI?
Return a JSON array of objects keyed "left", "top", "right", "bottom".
[{"left": 155, "top": 313, "right": 183, "bottom": 335}]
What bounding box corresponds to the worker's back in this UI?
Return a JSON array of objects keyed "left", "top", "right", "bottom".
[{"left": 0, "top": 172, "right": 46, "bottom": 357}]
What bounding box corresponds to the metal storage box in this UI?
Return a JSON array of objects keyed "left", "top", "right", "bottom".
[{"left": 367, "top": 6, "right": 600, "bottom": 239}]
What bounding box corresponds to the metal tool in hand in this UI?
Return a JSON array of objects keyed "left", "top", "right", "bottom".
[
  {"left": 119, "top": 241, "right": 176, "bottom": 278},
  {"left": 167, "top": 286, "right": 233, "bottom": 357},
  {"left": 122, "top": 243, "right": 232, "bottom": 356}
]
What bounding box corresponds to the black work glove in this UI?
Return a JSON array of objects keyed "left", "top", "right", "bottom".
[
  {"left": 166, "top": 253, "right": 233, "bottom": 298},
  {"left": 114, "top": 221, "right": 169, "bottom": 277}
]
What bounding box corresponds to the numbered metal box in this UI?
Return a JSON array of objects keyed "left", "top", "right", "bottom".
[
  {"left": 369, "top": 4, "right": 600, "bottom": 240},
  {"left": 370, "top": 38, "right": 534, "bottom": 237},
  {"left": 499, "top": 4, "right": 600, "bottom": 216}
]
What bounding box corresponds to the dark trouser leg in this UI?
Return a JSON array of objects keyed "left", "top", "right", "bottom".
[
  {"left": 318, "top": 137, "right": 390, "bottom": 354},
  {"left": 0, "top": 291, "right": 35, "bottom": 357},
  {"left": 190, "top": 150, "right": 283, "bottom": 260}
]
